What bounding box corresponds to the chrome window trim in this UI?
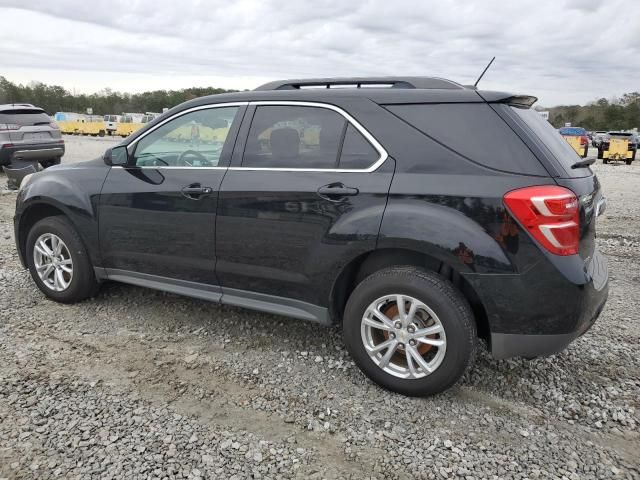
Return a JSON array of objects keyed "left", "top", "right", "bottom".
[
  {"left": 238, "top": 101, "right": 388, "bottom": 173},
  {"left": 122, "top": 100, "right": 388, "bottom": 173}
]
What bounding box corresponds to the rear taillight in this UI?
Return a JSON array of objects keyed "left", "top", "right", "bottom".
[
  {"left": 580, "top": 135, "right": 588, "bottom": 145},
  {"left": 0, "top": 123, "right": 21, "bottom": 131},
  {"left": 503, "top": 186, "right": 580, "bottom": 256},
  {"left": 50, "top": 122, "right": 60, "bottom": 130}
]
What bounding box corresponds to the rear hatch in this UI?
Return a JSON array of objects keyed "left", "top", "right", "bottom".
[
  {"left": 0, "top": 108, "right": 61, "bottom": 143},
  {"left": 504, "top": 105, "right": 602, "bottom": 260}
]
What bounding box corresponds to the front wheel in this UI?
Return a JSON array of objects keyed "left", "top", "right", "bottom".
[
  {"left": 26, "top": 216, "right": 99, "bottom": 303},
  {"left": 343, "top": 267, "right": 476, "bottom": 397}
]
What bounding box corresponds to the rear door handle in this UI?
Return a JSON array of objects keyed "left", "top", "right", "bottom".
[
  {"left": 182, "top": 184, "right": 213, "bottom": 199},
  {"left": 317, "top": 183, "right": 359, "bottom": 200}
]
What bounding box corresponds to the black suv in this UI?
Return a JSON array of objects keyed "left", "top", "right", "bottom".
[{"left": 14, "top": 77, "right": 608, "bottom": 396}]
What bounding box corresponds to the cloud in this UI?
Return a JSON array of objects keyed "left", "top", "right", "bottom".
[{"left": 0, "top": 0, "right": 638, "bottom": 105}]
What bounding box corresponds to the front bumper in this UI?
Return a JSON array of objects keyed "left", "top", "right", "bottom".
[{"left": 0, "top": 142, "right": 65, "bottom": 166}]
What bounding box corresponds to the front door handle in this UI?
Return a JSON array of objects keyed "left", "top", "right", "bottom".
[
  {"left": 182, "top": 184, "right": 213, "bottom": 199},
  {"left": 317, "top": 183, "right": 359, "bottom": 201}
]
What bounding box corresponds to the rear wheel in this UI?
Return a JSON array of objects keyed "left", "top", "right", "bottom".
[
  {"left": 343, "top": 266, "right": 476, "bottom": 397},
  {"left": 26, "top": 216, "right": 99, "bottom": 303},
  {"left": 582, "top": 146, "right": 588, "bottom": 158}
]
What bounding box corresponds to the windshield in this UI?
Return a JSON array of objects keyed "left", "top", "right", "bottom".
[{"left": 510, "top": 106, "right": 590, "bottom": 178}]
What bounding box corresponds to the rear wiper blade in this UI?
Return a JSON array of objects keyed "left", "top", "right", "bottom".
[{"left": 571, "top": 158, "right": 596, "bottom": 169}]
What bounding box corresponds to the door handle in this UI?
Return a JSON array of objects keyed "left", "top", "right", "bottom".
[
  {"left": 182, "top": 184, "right": 213, "bottom": 199},
  {"left": 317, "top": 183, "right": 359, "bottom": 200}
]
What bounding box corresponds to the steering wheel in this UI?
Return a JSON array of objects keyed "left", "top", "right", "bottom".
[{"left": 177, "top": 149, "right": 209, "bottom": 167}]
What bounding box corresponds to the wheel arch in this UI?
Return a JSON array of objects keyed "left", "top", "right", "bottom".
[
  {"left": 17, "top": 199, "right": 100, "bottom": 270},
  {"left": 329, "top": 248, "right": 490, "bottom": 341}
]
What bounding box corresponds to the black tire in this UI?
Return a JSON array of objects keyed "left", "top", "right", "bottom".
[
  {"left": 98, "top": 130, "right": 105, "bottom": 137},
  {"left": 597, "top": 149, "right": 603, "bottom": 160},
  {"left": 582, "top": 146, "right": 588, "bottom": 158},
  {"left": 343, "top": 266, "right": 476, "bottom": 397},
  {"left": 26, "top": 216, "right": 99, "bottom": 303},
  {"left": 40, "top": 157, "right": 61, "bottom": 169},
  {"left": 603, "top": 159, "right": 608, "bottom": 164}
]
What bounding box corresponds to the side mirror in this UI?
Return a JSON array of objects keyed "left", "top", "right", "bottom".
[{"left": 104, "top": 145, "right": 129, "bottom": 166}]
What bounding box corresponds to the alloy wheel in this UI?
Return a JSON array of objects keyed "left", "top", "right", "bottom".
[
  {"left": 361, "top": 294, "right": 447, "bottom": 379},
  {"left": 33, "top": 233, "right": 73, "bottom": 292}
]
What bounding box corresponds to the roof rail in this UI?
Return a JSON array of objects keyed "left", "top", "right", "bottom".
[{"left": 255, "top": 77, "right": 465, "bottom": 91}]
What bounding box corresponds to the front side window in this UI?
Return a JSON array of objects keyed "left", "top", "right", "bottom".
[
  {"left": 133, "top": 107, "right": 238, "bottom": 167},
  {"left": 243, "top": 106, "right": 347, "bottom": 169}
]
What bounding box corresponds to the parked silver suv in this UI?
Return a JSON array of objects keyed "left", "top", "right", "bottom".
[{"left": 0, "top": 104, "right": 64, "bottom": 169}]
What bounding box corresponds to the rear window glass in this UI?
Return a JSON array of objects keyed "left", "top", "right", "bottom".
[
  {"left": 0, "top": 109, "right": 50, "bottom": 126},
  {"left": 558, "top": 127, "right": 586, "bottom": 136},
  {"left": 509, "top": 106, "right": 586, "bottom": 177},
  {"left": 385, "top": 103, "right": 546, "bottom": 176}
]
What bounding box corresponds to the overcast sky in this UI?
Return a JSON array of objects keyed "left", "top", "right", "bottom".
[{"left": 1, "top": 0, "right": 638, "bottom": 106}]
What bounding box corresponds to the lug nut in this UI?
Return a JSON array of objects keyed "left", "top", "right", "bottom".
[
  {"left": 407, "top": 325, "right": 415, "bottom": 333},
  {"left": 389, "top": 332, "right": 395, "bottom": 339},
  {"left": 398, "top": 343, "right": 405, "bottom": 349},
  {"left": 394, "top": 321, "right": 402, "bottom": 329},
  {"left": 409, "top": 339, "right": 417, "bottom": 347}
]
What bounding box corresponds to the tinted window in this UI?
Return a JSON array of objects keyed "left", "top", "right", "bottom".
[
  {"left": 0, "top": 109, "right": 50, "bottom": 126},
  {"left": 243, "top": 106, "right": 346, "bottom": 169},
  {"left": 385, "top": 103, "right": 546, "bottom": 176},
  {"left": 133, "top": 107, "right": 237, "bottom": 167},
  {"left": 339, "top": 124, "right": 378, "bottom": 169},
  {"left": 510, "top": 106, "right": 586, "bottom": 177}
]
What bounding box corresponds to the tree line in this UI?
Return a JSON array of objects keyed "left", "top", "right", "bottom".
[
  {"left": 1, "top": 76, "right": 638, "bottom": 131},
  {"left": 546, "top": 92, "right": 640, "bottom": 131},
  {"left": 0, "top": 76, "right": 236, "bottom": 116}
]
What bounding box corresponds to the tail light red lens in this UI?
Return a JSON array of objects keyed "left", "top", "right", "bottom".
[
  {"left": 580, "top": 135, "right": 588, "bottom": 145},
  {"left": 503, "top": 186, "right": 580, "bottom": 256}
]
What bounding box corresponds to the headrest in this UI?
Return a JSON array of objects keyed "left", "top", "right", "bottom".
[{"left": 270, "top": 128, "right": 300, "bottom": 158}]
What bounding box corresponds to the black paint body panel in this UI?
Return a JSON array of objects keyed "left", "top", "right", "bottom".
[{"left": 13, "top": 85, "right": 609, "bottom": 360}]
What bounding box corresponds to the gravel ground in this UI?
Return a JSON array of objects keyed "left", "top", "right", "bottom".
[{"left": 0, "top": 138, "right": 638, "bottom": 479}]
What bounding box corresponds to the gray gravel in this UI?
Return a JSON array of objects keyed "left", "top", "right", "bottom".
[{"left": 0, "top": 139, "right": 639, "bottom": 479}]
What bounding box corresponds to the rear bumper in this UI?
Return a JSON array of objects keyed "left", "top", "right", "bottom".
[
  {"left": 490, "top": 296, "right": 605, "bottom": 359},
  {"left": 464, "top": 249, "right": 609, "bottom": 359},
  {"left": 0, "top": 142, "right": 65, "bottom": 165}
]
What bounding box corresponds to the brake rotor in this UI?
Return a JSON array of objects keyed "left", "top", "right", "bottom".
[{"left": 381, "top": 302, "right": 434, "bottom": 355}]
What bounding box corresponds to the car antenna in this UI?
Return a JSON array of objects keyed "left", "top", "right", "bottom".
[{"left": 473, "top": 56, "right": 496, "bottom": 88}]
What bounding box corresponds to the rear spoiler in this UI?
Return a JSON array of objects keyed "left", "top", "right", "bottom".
[
  {"left": 502, "top": 95, "right": 538, "bottom": 108},
  {"left": 476, "top": 91, "right": 538, "bottom": 108}
]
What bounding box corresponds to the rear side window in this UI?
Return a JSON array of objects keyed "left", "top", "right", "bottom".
[
  {"left": 0, "top": 109, "right": 50, "bottom": 126},
  {"left": 243, "top": 106, "right": 347, "bottom": 169},
  {"left": 385, "top": 103, "right": 547, "bottom": 176},
  {"left": 339, "top": 124, "right": 378, "bottom": 169}
]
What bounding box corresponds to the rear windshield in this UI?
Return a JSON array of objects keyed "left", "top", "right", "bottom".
[
  {"left": 384, "top": 103, "right": 547, "bottom": 176},
  {"left": 0, "top": 109, "right": 50, "bottom": 126},
  {"left": 510, "top": 106, "right": 587, "bottom": 177},
  {"left": 558, "top": 127, "right": 586, "bottom": 136}
]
